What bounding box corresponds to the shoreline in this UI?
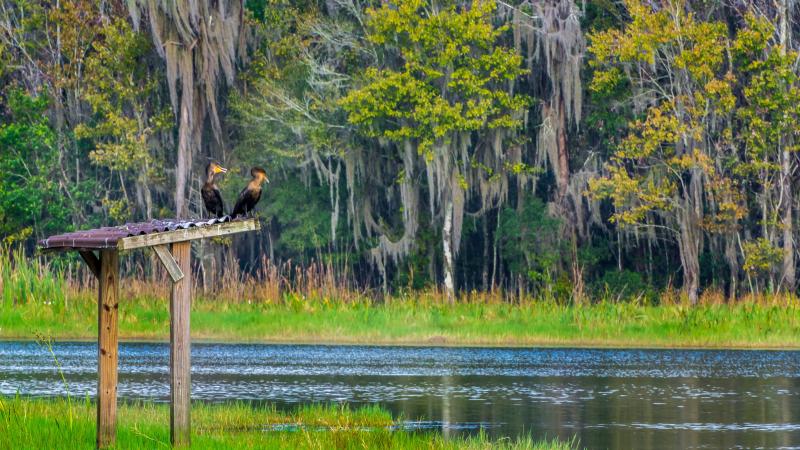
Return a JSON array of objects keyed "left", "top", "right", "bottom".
[
  {"left": 2, "top": 335, "right": 799, "bottom": 351},
  {"left": 4, "top": 297, "right": 798, "bottom": 352}
]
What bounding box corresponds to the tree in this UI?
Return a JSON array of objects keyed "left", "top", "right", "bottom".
[
  {"left": 0, "top": 90, "right": 70, "bottom": 243},
  {"left": 588, "top": 0, "right": 743, "bottom": 303},
  {"left": 75, "top": 18, "right": 171, "bottom": 221},
  {"left": 341, "top": 0, "right": 528, "bottom": 300},
  {"left": 734, "top": 13, "right": 800, "bottom": 293}
]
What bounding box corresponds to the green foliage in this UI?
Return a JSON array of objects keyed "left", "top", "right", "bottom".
[
  {"left": 230, "top": 1, "right": 366, "bottom": 274},
  {"left": 75, "top": 19, "right": 165, "bottom": 170},
  {"left": 394, "top": 220, "right": 438, "bottom": 290},
  {"left": 587, "top": 0, "right": 740, "bottom": 228},
  {"left": 729, "top": 18, "right": 798, "bottom": 291},
  {"left": 742, "top": 238, "right": 782, "bottom": 276},
  {"left": 261, "top": 177, "right": 334, "bottom": 256},
  {"left": 10, "top": 0, "right": 800, "bottom": 301},
  {"left": 496, "top": 196, "right": 562, "bottom": 291},
  {"left": 592, "top": 269, "right": 650, "bottom": 301},
  {"left": 736, "top": 32, "right": 800, "bottom": 157},
  {"left": 232, "top": 0, "right": 349, "bottom": 165},
  {"left": 0, "top": 90, "right": 70, "bottom": 241},
  {"left": 341, "top": 0, "right": 529, "bottom": 157},
  {"left": 74, "top": 18, "right": 169, "bottom": 221},
  {"left": 732, "top": 14, "right": 800, "bottom": 239}
]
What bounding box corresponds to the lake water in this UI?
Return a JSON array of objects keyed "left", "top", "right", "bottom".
[{"left": 1, "top": 341, "right": 799, "bottom": 449}]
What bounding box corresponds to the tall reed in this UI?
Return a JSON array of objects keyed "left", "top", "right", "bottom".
[
  {"left": 34, "top": 333, "right": 74, "bottom": 429},
  {"left": 0, "top": 245, "right": 67, "bottom": 307},
  {"left": 210, "top": 255, "right": 369, "bottom": 305},
  {"left": 4, "top": 244, "right": 800, "bottom": 308}
]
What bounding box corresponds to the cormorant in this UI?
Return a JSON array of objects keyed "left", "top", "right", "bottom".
[
  {"left": 201, "top": 162, "right": 228, "bottom": 218},
  {"left": 231, "top": 167, "right": 269, "bottom": 217}
]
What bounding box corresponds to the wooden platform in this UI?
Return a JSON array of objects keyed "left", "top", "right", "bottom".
[
  {"left": 39, "top": 217, "right": 260, "bottom": 448},
  {"left": 118, "top": 219, "right": 258, "bottom": 250}
]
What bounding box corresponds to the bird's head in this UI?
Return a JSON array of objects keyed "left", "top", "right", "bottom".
[
  {"left": 207, "top": 162, "right": 228, "bottom": 176},
  {"left": 251, "top": 167, "right": 269, "bottom": 184}
]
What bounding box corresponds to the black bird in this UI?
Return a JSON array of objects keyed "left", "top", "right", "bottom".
[
  {"left": 231, "top": 167, "right": 269, "bottom": 217},
  {"left": 201, "top": 162, "right": 228, "bottom": 218}
]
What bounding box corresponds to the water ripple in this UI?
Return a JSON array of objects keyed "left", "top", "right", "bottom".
[{"left": 2, "top": 341, "right": 799, "bottom": 450}]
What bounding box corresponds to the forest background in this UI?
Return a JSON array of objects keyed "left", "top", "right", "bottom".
[{"left": 4, "top": 0, "right": 800, "bottom": 306}]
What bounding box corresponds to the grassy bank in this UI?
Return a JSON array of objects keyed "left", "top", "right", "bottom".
[
  {"left": 0, "top": 397, "right": 572, "bottom": 449},
  {"left": 2, "top": 289, "right": 799, "bottom": 348},
  {"left": 2, "top": 248, "right": 800, "bottom": 348}
]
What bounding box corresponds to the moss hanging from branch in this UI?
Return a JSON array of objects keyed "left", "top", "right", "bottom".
[{"left": 127, "top": 0, "right": 246, "bottom": 215}]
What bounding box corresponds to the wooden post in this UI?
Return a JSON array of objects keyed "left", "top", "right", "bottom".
[
  {"left": 170, "top": 241, "right": 192, "bottom": 446},
  {"left": 97, "top": 250, "right": 119, "bottom": 449}
]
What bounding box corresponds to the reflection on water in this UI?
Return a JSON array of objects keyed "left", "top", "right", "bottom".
[{"left": 1, "top": 342, "right": 799, "bottom": 449}]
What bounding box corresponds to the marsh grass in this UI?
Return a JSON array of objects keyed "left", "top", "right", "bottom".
[
  {"left": 33, "top": 333, "right": 74, "bottom": 428},
  {"left": 2, "top": 291, "right": 798, "bottom": 347},
  {"left": 0, "top": 247, "right": 68, "bottom": 308},
  {"left": 2, "top": 245, "right": 799, "bottom": 347},
  {"left": 0, "top": 397, "right": 576, "bottom": 449}
]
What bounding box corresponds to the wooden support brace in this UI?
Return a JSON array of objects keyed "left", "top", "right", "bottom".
[
  {"left": 153, "top": 245, "right": 184, "bottom": 283},
  {"left": 96, "top": 250, "right": 119, "bottom": 449},
  {"left": 170, "top": 241, "right": 192, "bottom": 446},
  {"left": 79, "top": 251, "right": 100, "bottom": 279}
]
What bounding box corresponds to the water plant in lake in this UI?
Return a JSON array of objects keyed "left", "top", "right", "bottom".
[{"left": 0, "top": 397, "right": 577, "bottom": 449}]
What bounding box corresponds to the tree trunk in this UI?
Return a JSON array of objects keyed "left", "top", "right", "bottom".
[
  {"left": 725, "top": 233, "right": 738, "bottom": 301},
  {"left": 442, "top": 198, "right": 455, "bottom": 303},
  {"left": 553, "top": 99, "right": 583, "bottom": 302},
  {"left": 781, "top": 149, "right": 795, "bottom": 291},
  {"left": 491, "top": 209, "right": 500, "bottom": 291},
  {"left": 679, "top": 219, "right": 700, "bottom": 304},
  {"left": 556, "top": 99, "right": 570, "bottom": 202},
  {"left": 175, "top": 101, "right": 192, "bottom": 218},
  {"left": 542, "top": 101, "right": 570, "bottom": 204},
  {"left": 779, "top": 0, "right": 795, "bottom": 292},
  {"left": 481, "top": 217, "right": 489, "bottom": 291},
  {"left": 675, "top": 168, "right": 704, "bottom": 304}
]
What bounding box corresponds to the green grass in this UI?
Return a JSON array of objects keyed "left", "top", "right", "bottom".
[
  {"left": 1, "top": 249, "right": 799, "bottom": 348},
  {"left": 1, "top": 289, "right": 799, "bottom": 348},
  {"left": 0, "top": 396, "right": 574, "bottom": 449}
]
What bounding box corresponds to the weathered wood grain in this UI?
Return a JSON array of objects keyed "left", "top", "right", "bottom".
[
  {"left": 118, "top": 219, "right": 259, "bottom": 250},
  {"left": 170, "top": 241, "right": 192, "bottom": 446},
  {"left": 153, "top": 245, "right": 184, "bottom": 282},
  {"left": 96, "top": 250, "right": 119, "bottom": 448}
]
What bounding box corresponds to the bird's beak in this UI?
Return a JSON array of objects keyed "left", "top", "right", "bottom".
[
  {"left": 216, "top": 166, "right": 228, "bottom": 174},
  {"left": 265, "top": 176, "right": 270, "bottom": 184}
]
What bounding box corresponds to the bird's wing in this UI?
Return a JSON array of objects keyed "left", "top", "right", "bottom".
[
  {"left": 201, "top": 185, "right": 215, "bottom": 211},
  {"left": 231, "top": 186, "right": 250, "bottom": 217},
  {"left": 212, "top": 187, "right": 225, "bottom": 217}
]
